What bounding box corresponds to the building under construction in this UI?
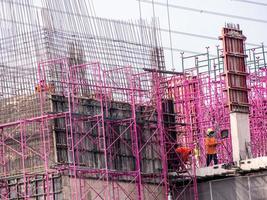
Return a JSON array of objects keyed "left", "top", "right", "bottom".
[{"left": 0, "top": 0, "right": 267, "bottom": 200}]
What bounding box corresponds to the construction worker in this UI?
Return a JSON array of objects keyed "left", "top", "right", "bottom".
[
  {"left": 205, "top": 128, "right": 219, "bottom": 166},
  {"left": 175, "top": 145, "right": 192, "bottom": 164},
  {"left": 35, "top": 81, "right": 55, "bottom": 93}
]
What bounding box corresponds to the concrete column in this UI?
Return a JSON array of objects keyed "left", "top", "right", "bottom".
[{"left": 230, "top": 112, "right": 251, "bottom": 163}]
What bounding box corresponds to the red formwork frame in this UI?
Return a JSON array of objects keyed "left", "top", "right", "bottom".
[{"left": 221, "top": 24, "right": 249, "bottom": 113}]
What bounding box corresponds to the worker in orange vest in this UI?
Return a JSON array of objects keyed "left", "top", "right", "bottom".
[
  {"left": 175, "top": 146, "right": 192, "bottom": 164},
  {"left": 205, "top": 128, "right": 219, "bottom": 166}
]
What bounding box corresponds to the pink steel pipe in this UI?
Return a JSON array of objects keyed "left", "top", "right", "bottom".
[{"left": 129, "top": 67, "right": 144, "bottom": 200}]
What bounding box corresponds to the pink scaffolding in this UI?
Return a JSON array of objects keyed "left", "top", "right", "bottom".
[
  {"left": 0, "top": 52, "right": 265, "bottom": 200},
  {"left": 0, "top": 11, "right": 266, "bottom": 199},
  {"left": 249, "top": 68, "right": 267, "bottom": 157},
  {"left": 32, "top": 58, "right": 177, "bottom": 199}
]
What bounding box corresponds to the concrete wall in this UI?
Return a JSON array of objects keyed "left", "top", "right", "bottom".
[
  {"left": 0, "top": 94, "right": 162, "bottom": 176},
  {"left": 52, "top": 95, "right": 162, "bottom": 174}
]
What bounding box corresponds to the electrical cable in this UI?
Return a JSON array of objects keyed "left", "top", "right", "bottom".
[
  {"left": 231, "top": 0, "right": 267, "bottom": 6},
  {"left": 138, "top": 0, "right": 267, "bottom": 24}
]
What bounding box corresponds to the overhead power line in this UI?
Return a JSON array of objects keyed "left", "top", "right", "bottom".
[
  {"left": 138, "top": 0, "right": 267, "bottom": 24},
  {"left": 231, "top": 0, "right": 267, "bottom": 6},
  {"left": 159, "top": 27, "right": 265, "bottom": 48}
]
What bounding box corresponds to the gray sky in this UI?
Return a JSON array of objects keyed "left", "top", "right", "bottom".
[{"left": 92, "top": 0, "right": 267, "bottom": 70}]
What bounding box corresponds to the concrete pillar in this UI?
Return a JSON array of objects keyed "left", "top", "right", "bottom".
[{"left": 230, "top": 112, "right": 251, "bottom": 163}]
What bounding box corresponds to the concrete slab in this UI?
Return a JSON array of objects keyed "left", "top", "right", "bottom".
[
  {"left": 195, "top": 156, "right": 267, "bottom": 178},
  {"left": 196, "top": 163, "right": 236, "bottom": 177},
  {"left": 240, "top": 156, "right": 267, "bottom": 171}
]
